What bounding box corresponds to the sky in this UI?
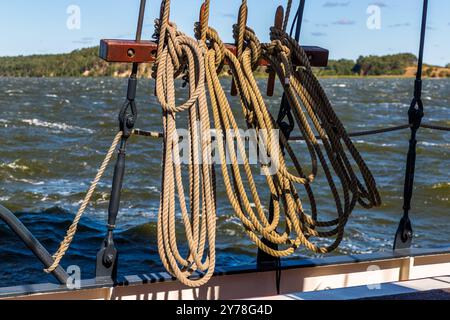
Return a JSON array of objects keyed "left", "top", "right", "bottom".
[{"left": 0, "top": 0, "right": 449, "bottom": 66}]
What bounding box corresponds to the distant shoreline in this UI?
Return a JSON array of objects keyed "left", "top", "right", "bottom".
[
  {"left": 1, "top": 74, "right": 450, "bottom": 80},
  {"left": 0, "top": 46, "right": 449, "bottom": 78}
]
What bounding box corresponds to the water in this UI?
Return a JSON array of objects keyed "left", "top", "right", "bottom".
[{"left": 0, "top": 77, "right": 448, "bottom": 287}]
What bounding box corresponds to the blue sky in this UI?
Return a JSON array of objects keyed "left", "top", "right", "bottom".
[{"left": 0, "top": 0, "right": 449, "bottom": 66}]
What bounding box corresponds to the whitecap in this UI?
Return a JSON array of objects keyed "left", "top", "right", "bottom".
[
  {"left": 0, "top": 119, "right": 9, "bottom": 126},
  {"left": 16, "top": 179, "right": 45, "bottom": 185},
  {"left": 432, "top": 182, "right": 450, "bottom": 189},
  {"left": 144, "top": 186, "right": 159, "bottom": 193},
  {"left": 5, "top": 89, "right": 23, "bottom": 94},
  {"left": 45, "top": 94, "right": 58, "bottom": 98},
  {"left": 22, "top": 119, "right": 94, "bottom": 134},
  {"left": 354, "top": 140, "right": 397, "bottom": 147},
  {"left": 419, "top": 141, "right": 450, "bottom": 148},
  {"left": 223, "top": 229, "right": 237, "bottom": 236},
  {"left": 0, "top": 160, "right": 30, "bottom": 171}
]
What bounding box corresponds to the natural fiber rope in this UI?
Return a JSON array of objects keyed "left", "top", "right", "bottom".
[
  {"left": 194, "top": 0, "right": 381, "bottom": 257},
  {"left": 153, "top": 0, "right": 216, "bottom": 287},
  {"left": 282, "top": 0, "right": 293, "bottom": 33},
  {"left": 44, "top": 131, "right": 123, "bottom": 273},
  {"left": 45, "top": 116, "right": 422, "bottom": 273},
  {"left": 42, "top": 0, "right": 448, "bottom": 284},
  {"left": 265, "top": 26, "right": 382, "bottom": 209}
]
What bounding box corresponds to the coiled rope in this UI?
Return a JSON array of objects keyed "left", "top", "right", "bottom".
[
  {"left": 152, "top": 0, "right": 216, "bottom": 287},
  {"left": 43, "top": 0, "right": 448, "bottom": 284},
  {"left": 265, "top": 22, "right": 382, "bottom": 211},
  {"left": 194, "top": 0, "right": 381, "bottom": 258}
]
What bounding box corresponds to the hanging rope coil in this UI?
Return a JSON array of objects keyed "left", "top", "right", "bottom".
[
  {"left": 194, "top": 0, "right": 381, "bottom": 258},
  {"left": 37, "top": 0, "right": 450, "bottom": 290},
  {"left": 265, "top": 26, "right": 381, "bottom": 209},
  {"left": 153, "top": 0, "right": 217, "bottom": 287}
]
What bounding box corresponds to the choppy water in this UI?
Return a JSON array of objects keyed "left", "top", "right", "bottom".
[{"left": 0, "top": 77, "right": 448, "bottom": 287}]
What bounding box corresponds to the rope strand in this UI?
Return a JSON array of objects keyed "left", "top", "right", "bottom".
[
  {"left": 44, "top": 131, "right": 123, "bottom": 273},
  {"left": 154, "top": 0, "right": 216, "bottom": 287},
  {"left": 195, "top": 0, "right": 381, "bottom": 257}
]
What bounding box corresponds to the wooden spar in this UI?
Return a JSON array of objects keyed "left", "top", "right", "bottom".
[
  {"left": 267, "top": 6, "right": 285, "bottom": 97},
  {"left": 99, "top": 39, "right": 329, "bottom": 68}
]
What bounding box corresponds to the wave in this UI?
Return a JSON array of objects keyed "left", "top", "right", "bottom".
[
  {"left": 41, "top": 205, "right": 73, "bottom": 215},
  {"left": 419, "top": 141, "right": 450, "bottom": 148},
  {"left": 5, "top": 89, "right": 23, "bottom": 95},
  {"left": 432, "top": 182, "right": 450, "bottom": 190},
  {"left": 21, "top": 119, "right": 94, "bottom": 134},
  {"left": 354, "top": 140, "right": 398, "bottom": 147},
  {"left": 0, "top": 160, "right": 30, "bottom": 172},
  {"left": 15, "top": 178, "right": 45, "bottom": 185}
]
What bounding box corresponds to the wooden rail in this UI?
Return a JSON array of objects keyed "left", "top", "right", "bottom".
[{"left": 99, "top": 39, "right": 329, "bottom": 67}]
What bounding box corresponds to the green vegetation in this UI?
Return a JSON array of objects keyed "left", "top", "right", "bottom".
[
  {"left": 315, "top": 53, "right": 450, "bottom": 78},
  {"left": 0, "top": 47, "right": 137, "bottom": 77},
  {"left": 314, "top": 59, "right": 358, "bottom": 77},
  {"left": 0, "top": 47, "right": 449, "bottom": 78},
  {"left": 353, "top": 53, "right": 417, "bottom": 76}
]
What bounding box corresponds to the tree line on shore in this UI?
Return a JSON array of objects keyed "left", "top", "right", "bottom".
[{"left": 0, "top": 46, "right": 449, "bottom": 78}]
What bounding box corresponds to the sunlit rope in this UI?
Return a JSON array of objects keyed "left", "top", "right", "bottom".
[{"left": 151, "top": 0, "right": 217, "bottom": 288}]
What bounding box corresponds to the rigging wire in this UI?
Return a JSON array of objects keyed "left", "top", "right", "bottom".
[
  {"left": 131, "top": 122, "right": 449, "bottom": 140},
  {"left": 393, "top": 0, "right": 429, "bottom": 250}
]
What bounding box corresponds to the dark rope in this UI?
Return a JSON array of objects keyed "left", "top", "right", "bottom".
[
  {"left": 420, "top": 123, "right": 450, "bottom": 131},
  {"left": 131, "top": 122, "right": 449, "bottom": 140},
  {"left": 273, "top": 0, "right": 306, "bottom": 296},
  {"left": 289, "top": 124, "right": 411, "bottom": 140}
]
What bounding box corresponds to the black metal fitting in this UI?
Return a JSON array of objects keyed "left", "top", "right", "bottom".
[
  {"left": 413, "top": 79, "right": 422, "bottom": 100},
  {"left": 408, "top": 99, "right": 424, "bottom": 131},
  {"left": 394, "top": 0, "right": 428, "bottom": 251},
  {"left": 96, "top": 230, "right": 118, "bottom": 285},
  {"left": 119, "top": 77, "right": 138, "bottom": 139},
  {"left": 394, "top": 216, "right": 413, "bottom": 250},
  {"left": 408, "top": 80, "right": 424, "bottom": 131},
  {"left": 96, "top": 59, "right": 138, "bottom": 285},
  {"left": 95, "top": 137, "right": 128, "bottom": 284},
  {"left": 127, "top": 76, "right": 138, "bottom": 101}
]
